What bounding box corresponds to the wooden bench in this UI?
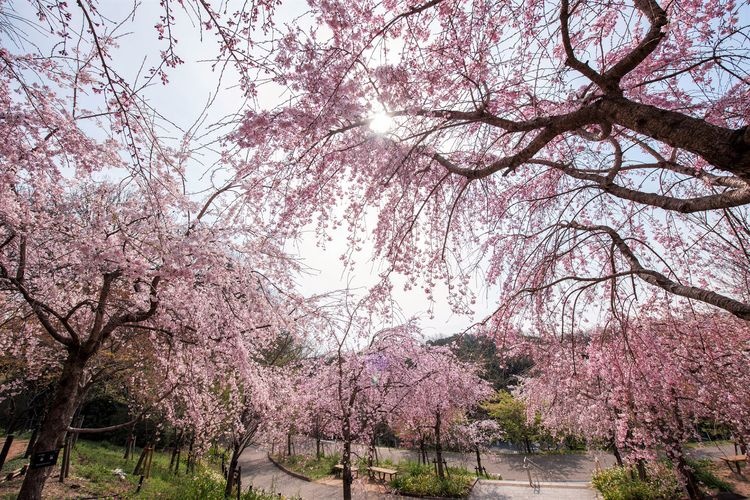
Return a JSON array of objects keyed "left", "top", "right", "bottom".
[
  {"left": 720, "top": 455, "right": 747, "bottom": 475},
  {"left": 368, "top": 466, "right": 398, "bottom": 482},
  {"left": 333, "top": 464, "right": 358, "bottom": 479}
]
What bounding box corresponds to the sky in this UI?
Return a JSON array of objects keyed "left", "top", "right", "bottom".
[{"left": 4, "top": 0, "right": 497, "bottom": 339}]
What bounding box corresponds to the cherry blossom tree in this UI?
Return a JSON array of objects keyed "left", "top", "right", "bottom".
[
  {"left": 191, "top": 0, "right": 750, "bottom": 333},
  {"left": 519, "top": 311, "right": 750, "bottom": 499},
  {"left": 307, "top": 321, "right": 426, "bottom": 500},
  {"left": 396, "top": 347, "right": 492, "bottom": 478},
  {"left": 449, "top": 419, "right": 503, "bottom": 477}
]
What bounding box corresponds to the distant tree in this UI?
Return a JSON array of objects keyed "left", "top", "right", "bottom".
[{"left": 484, "top": 391, "right": 547, "bottom": 454}]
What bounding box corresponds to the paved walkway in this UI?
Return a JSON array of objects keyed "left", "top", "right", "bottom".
[
  {"left": 238, "top": 447, "right": 392, "bottom": 499},
  {"left": 470, "top": 480, "right": 599, "bottom": 499},
  {"left": 239, "top": 440, "right": 739, "bottom": 499}
]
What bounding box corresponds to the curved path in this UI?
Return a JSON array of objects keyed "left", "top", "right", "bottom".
[
  {"left": 238, "top": 447, "right": 395, "bottom": 499},
  {"left": 238, "top": 441, "right": 737, "bottom": 499}
]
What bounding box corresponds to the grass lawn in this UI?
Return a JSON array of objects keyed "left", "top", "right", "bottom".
[
  {"left": 272, "top": 453, "right": 340, "bottom": 480},
  {"left": 0, "top": 439, "right": 287, "bottom": 499}
]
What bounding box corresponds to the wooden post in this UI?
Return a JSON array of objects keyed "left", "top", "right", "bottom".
[
  {"left": 136, "top": 474, "right": 145, "bottom": 493},
  {"left": 71, "top": 415, "right": 83, "bottom": 449},
  {"left": 124, "top": 435, "right": 133, "bottom": 460},
  {"left": 24, "top": 428, "right": 38, "bottom": 458},
  {"left": 133, "top": 444, "right": 149, "bottom": 475},
  {"left": 145, "top": 446, "right": 154, "bottom": 478},
  {"left": 59, "top": 435, "right": 70, "bottom": 483},
  {"left": 0, "top": 434, "right": 14, "bottom": 472}
]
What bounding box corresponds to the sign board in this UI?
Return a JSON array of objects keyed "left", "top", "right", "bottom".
[{"left": 30, "top": 449, "right": 60, "bottom": 469}]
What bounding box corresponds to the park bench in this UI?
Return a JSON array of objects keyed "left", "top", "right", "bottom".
[
  {"left": 368, "top": 466, "right": 398, "bottom": 482},
  {"left": 719, "top": 455, "right": 747, "bottom": 475},
  {"left": 333, "top": 464, "right": 359, "bottom": 479}
]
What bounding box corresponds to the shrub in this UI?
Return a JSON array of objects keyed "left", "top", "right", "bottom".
[
  {"left": 389, "top": 461, "right": 474, "bottom": 498},
  {"left": 592, "top": 464, "right": 681, "bottom": 500}
]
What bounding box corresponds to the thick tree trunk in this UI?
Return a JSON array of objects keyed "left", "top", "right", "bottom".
[
  {"left": 17, "top": 352, "right": 86, "bottom": 500},
  {"left": 434, "top": 411, "right": 445, "bottom": 479},
  {"left": 286, "top": 433, "right": 292, "bottom": 457},
  {"left": 524, "top": 436, "right": 532, "bottom": 454},
  {"left": 598, "top": 97, "right": 750, "bottom": 180},
  {"left": 316, "top": 435, "right": 322, "bottom": 459}
]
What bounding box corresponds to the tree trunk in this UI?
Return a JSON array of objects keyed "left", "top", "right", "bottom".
[
  {"left": 475, "top": 447, "right": 483, "bottom": 476},
  {"left": 524, "top": 436, "right": 532, "bottom": 454},
  {"left": 224, "top": 444, "right": 240, "bottom": 498},
  {"left": 342, "top": 435, "right": 353, "bottom": 500},
  {"left": 669, "top": 451, "right": 702, "bottom": 500},
  {"left": 286, "top": 433, "right": 292, "bottom": 457},
  {"left": 434, "top": 411, "right": 445, "bottom": 479},
  {"left": 636, "top": 459, "right": 647, "bottom": 481},
  {"left": 17, "top": 352, "right": 86, "bottom": 500},
  {"left": 612, "top": 443, "right": 624, "bottom": 467},
  {"left": 316, "top": 435, "right": 322, "bottom": 459}
]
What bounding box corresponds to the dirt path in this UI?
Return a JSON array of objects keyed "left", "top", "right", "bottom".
[{"left": 2, "top": 437, "right": 29, "bottom": 463}]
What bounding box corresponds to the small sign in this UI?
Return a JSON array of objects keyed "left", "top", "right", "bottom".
[{"left": 30, "top": 449, "right": 59, "bottom": 469}]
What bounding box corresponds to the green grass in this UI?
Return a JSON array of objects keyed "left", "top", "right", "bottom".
[
  {"left": 686, "top": 458, "right": 733, "bottom": 492},
  {"left": 389, "top": 460, "right": 475, "bottom": 498},
  {"left": 1, "top": 439, "right": 293, "bottom": 499},
  {"left": 274, "top": 453, "right": 341, "bottom": 480}
]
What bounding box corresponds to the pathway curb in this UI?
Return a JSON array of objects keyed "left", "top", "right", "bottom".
[
  {"left": 266, "top": 453, "right": 314, "bottom": 482},
  {"left": 476, "top": 478, "right": 593, "bottom": 489}
]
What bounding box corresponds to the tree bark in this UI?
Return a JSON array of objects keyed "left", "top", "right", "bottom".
[
  {"left": 598, "top": 97, "right": 750, "bottom": 181},
  {"left": 224, "top": 443, "right": 240, "bottom": 498},
  {"left": 669, "top": 452, "right": 702, "bottom": 500},
  {"left": 611, "top": 442, "right": 624, "bottom": 467},
  {"left": 342, "top": 426, "right": 353, "bottom": 500},
  {"left": 434, "top": 411, "right": 445, "bottom": 479},
  {"left": 17, "top": 352, "right": 87, "bottom": 500},
  {"left": 475, "top": 447, "right": 484, "bottom": 476}
]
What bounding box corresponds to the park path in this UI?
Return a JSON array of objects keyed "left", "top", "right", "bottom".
[
  {"left": 470, "top": 480, "right": 599, "bottom": 499},
  {"left": 238, "top": 447, "right": 600, "bottom": 499},
  {"left": 239, "top": 440, "right": 738, "bottom": 499},
  {"left": 238, "top": 447, "right": 394, "bottom": 499}
]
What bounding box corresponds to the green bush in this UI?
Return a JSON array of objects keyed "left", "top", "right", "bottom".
[
  {"left": 389, "top": 461, "right": 474, "bottom": 498},
  {"left": 592, "top": 464, "right": 681, "bottom": 500}
]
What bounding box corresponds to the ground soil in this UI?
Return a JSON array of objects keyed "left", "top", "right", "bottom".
[
  {"left": 712, "top": 459, "right": 750, "bottom": 499},
  {"left": 4, "top": 438, "right": 29, "bottom": 462}
]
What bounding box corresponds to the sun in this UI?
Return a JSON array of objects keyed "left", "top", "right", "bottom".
[{"left": 369, "top": 111, "right": 394, "bottom": 134}]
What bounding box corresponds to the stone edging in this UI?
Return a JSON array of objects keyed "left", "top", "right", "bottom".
[{"left": 266, "top": 453, "right": 313, "bottom": 482}]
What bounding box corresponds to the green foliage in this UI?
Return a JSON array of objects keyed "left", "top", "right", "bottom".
[
  {"left": 6, "top": 439, "right": 292, "bottom": 499},
  {"left": 483, "top": 391, "right": 546, "bottom": 453},
  {"left": 592, "top": 465, "right": 681, "bottom": 500},
  {"left": 389, "top": 460, "right": 474, "bottom": 498},
  {"left": 274, "top": 453, "right": 341, "bottom": 480}
]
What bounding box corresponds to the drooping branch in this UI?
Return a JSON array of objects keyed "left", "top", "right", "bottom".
[
  {"left": 532, "top": 159, "right": 750, "bottom": 213},
  {"left": 565, "top": 222, "right": 750, "bottom": 320}
]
